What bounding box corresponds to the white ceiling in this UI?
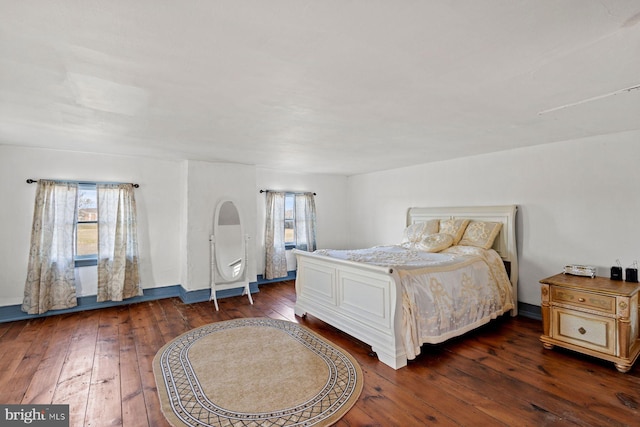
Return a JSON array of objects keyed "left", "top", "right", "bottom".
[{"left": 1, "top": 1, "right": 639, "bottom": 175}]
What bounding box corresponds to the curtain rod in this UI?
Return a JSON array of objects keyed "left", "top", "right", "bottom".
[
  {"left": 259, "top": 189, "right": 316, "bottom": 196},
  {"left": 26, "top": 179, "right": 139, "bottom": 188}
]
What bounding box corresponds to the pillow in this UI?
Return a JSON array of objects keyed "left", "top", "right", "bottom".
[
  {"left": 415, "top": 233, "right": 454, "bottom": 252},
  {"left": 458, "top": 220, "right": 503, "bottom": 249},
  {"left": 438, "top": 218, "right": 470, "bottom": 245},
  {"left": 402, "top": 220, "right": 440, "bottom": 244}
]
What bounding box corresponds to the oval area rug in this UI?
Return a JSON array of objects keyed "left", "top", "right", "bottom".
[{"left": 153, "top": 317, "right": 363, "bottom": 426}]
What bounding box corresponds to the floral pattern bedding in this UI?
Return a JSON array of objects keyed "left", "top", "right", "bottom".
[{"left": 313, "top": 245, "right": 514, "bottom": 360}]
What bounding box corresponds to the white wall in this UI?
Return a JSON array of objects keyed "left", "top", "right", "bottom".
[
  {"left": 0, "top": 146, "right": 351, "bottom": 308},
  {"left": 6, "top": 134, "right": 632, "bottom": 310},
  {"left": 347, "top": 133, "right": 640, "bottom": 306},
  {"left": 183, "top": 160, "right": 258, "bottom": 291},
  {"left": 255, "top": 168, "right": 350, "bottom": 273},
  {"left": 0, "top": 145, "right": 183, "bottom": 305}
]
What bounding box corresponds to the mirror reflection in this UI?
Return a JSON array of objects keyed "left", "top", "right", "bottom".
[{"left": 214, "top": 200, "right": 245, "bottom": 282}]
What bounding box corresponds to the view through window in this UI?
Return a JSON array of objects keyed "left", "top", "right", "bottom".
[
  {"left": 284, "top": 193, "right": 295, "bottom": 246},
  {"left": 77, "top": 183, "right": 97, "bottom": 259}
]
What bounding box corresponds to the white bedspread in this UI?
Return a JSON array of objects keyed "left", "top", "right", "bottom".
[
  {"left": 315, "top": 245, "right": 458, "bottom": 268},
  {"left": 314, "top": 245, "right": 514, "bottom": 360}
]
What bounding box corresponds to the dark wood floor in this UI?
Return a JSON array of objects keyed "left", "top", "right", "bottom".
[{"left": 1, "top": 280, "right": 639, "bottom": 426}]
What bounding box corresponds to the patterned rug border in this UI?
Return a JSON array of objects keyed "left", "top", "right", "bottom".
[{"left": 153, "top": 317, "right": 363, "bottom": 427}]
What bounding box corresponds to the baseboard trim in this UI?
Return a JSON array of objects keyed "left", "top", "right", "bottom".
[
  {"left": 0, "top": 285, "right": 183, "bottom": 323},
  {"left": 518, "top": 302, "right": 542, "bottom": 320},
  {"left": 0, "top": 271, "right": 297, "bottom": 324},
  {"left": 255, "top": 270, "right": 296, "bottom": 284}
]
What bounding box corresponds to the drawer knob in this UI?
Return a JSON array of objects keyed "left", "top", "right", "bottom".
[
  {"left": 578, "top": 327, "right": 587, "bottom": 335},
  {"left": 578, "top": 297, "right": 586, "bottom": 302}
]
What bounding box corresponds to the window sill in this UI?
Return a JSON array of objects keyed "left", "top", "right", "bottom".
[{"left": 75, "top": 258, "right": 98, "bottom": 268}]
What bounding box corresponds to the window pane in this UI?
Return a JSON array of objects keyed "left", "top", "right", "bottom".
[
  {"left": 284, "top": 219, "right": 295, "bottom": 244},
  {"left": 284, "top": 194, "right": 294, "bottom": 220},
  {"left": 77, "top": 222, "right": 98, "bottom": 256},
  {"left": 78, "top": 187, "right": 97, "bottom": 221}
]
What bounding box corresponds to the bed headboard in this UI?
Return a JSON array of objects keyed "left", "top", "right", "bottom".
[{"left": 407, "top": 205, "right": 518, "bottom": 314}]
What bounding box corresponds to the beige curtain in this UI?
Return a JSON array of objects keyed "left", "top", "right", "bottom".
[
  {"left": 22, "top": 180, "right": 78, "bottom": 314},
  {"left": 264, "top": 191, "right": 288, "bottom": 279},
  {"left": 97, "top": 183, "right": 142, "bottom": 302},
  {"left": 294, "top": 192, "right": 317, "bottom": 252}
]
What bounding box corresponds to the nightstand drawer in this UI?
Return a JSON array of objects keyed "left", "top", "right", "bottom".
[
  {"left": 552, "top": 307, "right": 616, "bottom": 355},
  {"left": 551, "top": 287, "right": 616, "bottom": 314}
]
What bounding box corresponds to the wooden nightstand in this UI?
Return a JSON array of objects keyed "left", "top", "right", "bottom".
[{"left": 540, "top": 273, "right": 640, "bottom": 373}]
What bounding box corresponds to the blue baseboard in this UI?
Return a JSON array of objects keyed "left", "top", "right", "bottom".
[
  {"left": 0, "top": 285, "right": 183, "bottom": 323},
  {"left": 255, "top": 270, "right": 296, "bottom": 284},
  {"left": 518, "top": 302, "right": 542, "bottom": 320},
  {"left": 0, "top": 271, "right": 296, "bottom": 324}
]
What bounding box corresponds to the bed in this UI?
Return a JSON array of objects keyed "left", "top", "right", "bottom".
[{"left": 293, "top": 205, "right": 518, "bottom": 369}]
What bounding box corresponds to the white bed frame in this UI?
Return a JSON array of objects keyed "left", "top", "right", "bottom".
[{"left": 293, "top": 205, "right": 518, "bottom": 369}]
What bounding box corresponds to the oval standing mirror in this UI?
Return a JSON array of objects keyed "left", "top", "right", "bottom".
[{"left": 214, "top": 200, "right": 245, "bottom": 282}]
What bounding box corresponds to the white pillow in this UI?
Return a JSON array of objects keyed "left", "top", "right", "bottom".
[{"left": 415, "top": 233, "right": 454, "bottom": 252}]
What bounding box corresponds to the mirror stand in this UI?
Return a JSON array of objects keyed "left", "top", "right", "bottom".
[{"left": 210, "top": 200, "right": 253, "bottom": 311}]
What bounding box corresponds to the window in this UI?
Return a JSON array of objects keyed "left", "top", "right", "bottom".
[
  {"left": 284, "top": 192, "right": 295, "bottom": 248},
  {"left": 76, "top": 183, "right": 98, "bottom": 266}
]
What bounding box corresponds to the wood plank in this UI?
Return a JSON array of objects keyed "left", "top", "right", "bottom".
[
  {"left": 51, "top": 310, "right": 101, "bottom": 427},
  {"left": 422, "top": 353, "right": 573, "bottom": 426},
  {"left": 192, "top": 298, "right": 231, "bottom": 325},
  {"left": 148, "top": 298, "right": 187, "bottom": 342},
  {"left": 0, "top": 319, "right": 18, "bottom": 340},
  {"left": 465, "top": 321, "right": 639, "bottom": 425},
  {"left": 347, "top": 369, "right": 460, "bottom": 426},
  {"left": 21, "top": 313, "right": 78, "bottom": 404},
  {"left": 381, "top": 361, "right": 512, "bottom": 426},
  {"left": 0, "top": 282, "right": 639, "bottom": 426},
  {"left": 131, "top": 301, "right": 172, "bottom": 427},
  {"left": 1, "top": 316, "right": 57, "bottom": 403},
  {"left": 252, "top": 284, "right": 297, "bottom": 321},
  {"left": 118, "top": 306, "right": 148, "bottom": 427},
  {"left": 446, "top": 333, "right": 622, "bottom": 426},
  {"left": 170, "top": 297, "right": 220, "bottom": 331},
  {"left": 0, "top": 320, "right": 30, "bottom": 393},
  {"left": 336, "top": 404, "right": 381, "bottom": 426},
  {"left": 84, "top": 307, "right": 122, "bottom": 426},
  {"left": 299, "top": 315, "right": 512, "bottom": 426}
]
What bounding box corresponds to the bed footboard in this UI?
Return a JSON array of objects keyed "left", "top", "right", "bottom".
[{"left": 293, "top": 249, "right": 407, "bottom": 369}]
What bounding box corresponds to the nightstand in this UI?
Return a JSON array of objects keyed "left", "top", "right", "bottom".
[{"left": 540, "top": 273, "right": 640, "bottom": 373}]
